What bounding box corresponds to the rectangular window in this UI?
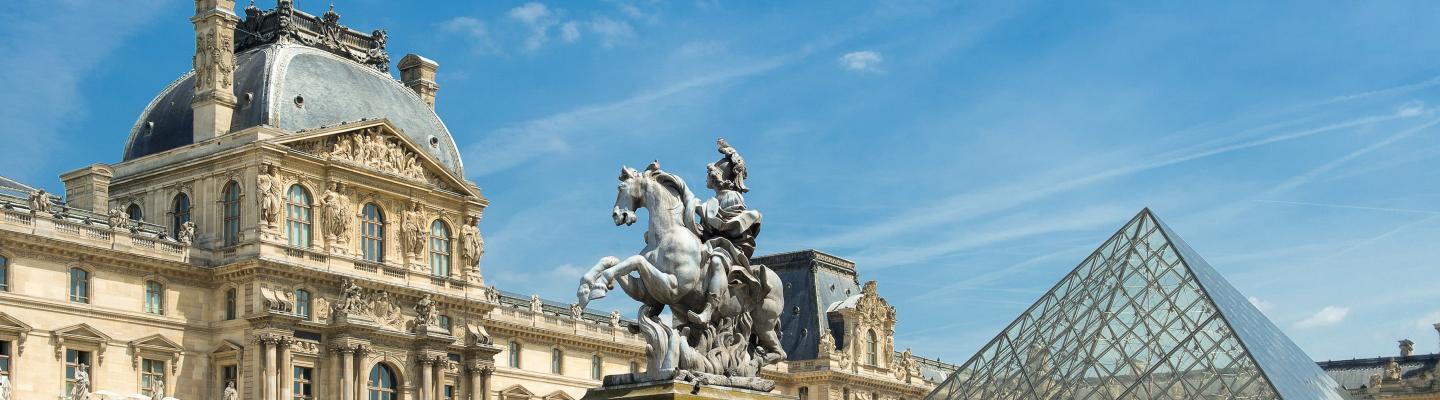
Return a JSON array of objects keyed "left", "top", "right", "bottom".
[
  {"left": 294, "top": 366, "right": 314, "bottom": 399},
  {"left": 69, "top": 268, "right": 89, "bottom": 303},
  {"left": 141, "top": 358, "right": 166, "bottom": 398},
  {"left": 65, "top": 350, "right": 91, "bottom": 396},
  {"left": 225, "top": 288, "right": 237, "bottom": 320},
  {"left": 145, "top": 281, "right": 165, "bottom": 314},
  {"left": 0, "top": 340, "right": 11, "bottom": 378},
  {"left": 0, "top": 254, "right": 8, "bottom": 291},
  {"left": 443, "top": 384, "right": 456, "bottom": 400},
  {"left": 223, "top": 185, "right": 242, "bottom": 246},
  {"left": 508, "top": 342, "right": 521, "bottom": 368},
  {"left": 222, "top": 364, "right": 238, "bottom": 394}
]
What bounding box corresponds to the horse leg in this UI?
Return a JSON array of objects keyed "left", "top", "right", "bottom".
[
  {"left": 576, "top": 256, "right": 622, "bottom": 308},
  {"left": 601, "top": 255, "right": 683, "bottom": 303}
]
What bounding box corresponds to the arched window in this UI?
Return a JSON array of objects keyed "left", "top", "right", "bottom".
[
  {"left": 361, "top": 203, "right": 385, "bottom": 262},
  {"left": 126, "top": 203, "right": 143, "bottom": 222},
  {"left": 551, "top": 348, "right": 564, "bottom": 374},
  {"left": 222, "top": 181, "right": 242, "bottom": 246},
  {"left": 508, "top": 342, "right": 522, "bottom": 368},
  {"left": 225, "top": 288, "right": 237, "bottom": 320},
  {"left": 295, "top": 289, "right": 312, "bottom": 319},
  {"left": 798, "top": 387, "right": 809, "bottom": 400},
  {"left": 867, "top": 329, "right": 879, "bottom": 366},
  {"left": 145, "top": 280, "right": 164, "bottom": 314},
  {"left": 171, "top": 193, "right": 191, "bottom": 235},
  {"left": 591, "top": 355, "right": 602, "bottom": 380},
  {"left": 367, "top": 364, "right": 398, "bottom": 400},
  {"left": 0, "top": 254, "right": 8, "bottom": 292},
  {"left": 285, "top": 185, "right": 313, "bottom": 247},
  {"left": 429, "top": 220, "right": 451, "bottom": 277},
  {"left": 69, "top": 267, "right": 90, "bottom": 303}
]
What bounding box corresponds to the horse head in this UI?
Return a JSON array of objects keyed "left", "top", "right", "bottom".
[{"left": 613, "top": 165, "right": 646, "bottom": 226}]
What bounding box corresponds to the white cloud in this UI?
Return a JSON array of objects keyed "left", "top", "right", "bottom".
[
  {"left": 560, "top": 21, "right": 581, "bottom": 42},
  {"left": 1293, "top": 306, "right": 1350, "bottom": 329},
  {"left": 589, "top": 17, "right": 636, "bottom": 48},
  {"left": 839, "top": 50, "right": 885, "bottom": 72},
  {"left": 1248, "top": 296, "right": 1275, "bottom": 315},
  {"left": 508, "top": 2, "right": 559, "bottom": 51},
  {"left": 508, "top": 2, "right": 553, "bottom": 25},
  {"left": 441, "top": 16, "right": 500, "bottom": 55}
]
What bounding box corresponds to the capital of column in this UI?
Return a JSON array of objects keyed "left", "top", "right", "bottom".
[{"left": 331, "top": 345, "right": 357, "bottom": 355}]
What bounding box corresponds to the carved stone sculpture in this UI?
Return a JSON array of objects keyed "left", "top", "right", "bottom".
[
  {"left": 0, "top": 374, "right": 11, "bottom": 400},
  {"left": 178, "top": 221, "right": 196, "bottom": 245},
  {"left": 576, "top": 140, "right": 784, "bottom": 391},
  {"left": 1386, "top": 358, "right": 1402, "bottom": 380},
  {"left": 402, "top": 201, "right": 426, "bottom": 260},
  {"left": 610, "top": 310, "right": 622, "bottom": 328},
  {"left": 894, "top": 348, "right": 918, "bottom": 383},
  {"left": 257, "top": 165, "right": 283, "bottom": 230},
  {"left": 569, "top": 303, "right": 584, "bottom": 320},
  {"left": 28, "top": 189, "right": 52, "bottom": 214},
  {"left": 321, "top": 182, "right": 352, "bottom": 248},
  {"left": 222, "top": 380, "right": 238, "bottom": 400},
  {"left": 414, "top": 293, "right": 437, "bottom": 328},
  {"left": 108, "top": 208, "right": 129, "bottom": 230},
  {"left": 70, "top": 363, "right": 91, "bottom": 400},
  {"left": 459, "top": 216, "right": 484, "bottom": 277},
  {"left": 149, "top": 376, "right": 165, "bottom": 399},
  {"left": 338, "top": 278, "right": 365, "bottom": 315},
  {"left": 529, "top": 294, "right": 543, "bottom": 314}
]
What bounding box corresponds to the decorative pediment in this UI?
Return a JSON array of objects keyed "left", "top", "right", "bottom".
[
  {"left": 52, "top": 323, "right": 113, "bottom": 363},
  {"left": 499, "top": 385, "right": 536, "bottom": 399},
  {"left": 129, "top": 334, "right": 185, "bottom": 372},
  {"left": 544, "top": 391, "right": 575, "bottom": 400},
  {"left": 274, "top": 120, "right": 473, "bottom": 196},
  {"left": 0, "top": 312, "right": 33, "bottom": 355},
  {"left": 210, "top": 339, "right": 245, "bottom": 355}
]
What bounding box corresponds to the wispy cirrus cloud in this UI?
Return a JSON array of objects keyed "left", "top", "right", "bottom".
[
  {"left": 1293, "top": 306, "right": 1351, "bottom": 329},
  {"left": 839, "top": 50, "right": 884, "bottom": 72}
]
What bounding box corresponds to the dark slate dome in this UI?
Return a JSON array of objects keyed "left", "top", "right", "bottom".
[{"left": 123, "top": 43, "right": 463, "bottom": 175}]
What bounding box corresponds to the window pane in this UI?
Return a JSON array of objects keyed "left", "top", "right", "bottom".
[
  {"left": 172, "top": 193, "right": 191, "bottom": 235},
  {"left": 223, "top": 182, "right": 242, "bottom": 246},
  {"left": 287, "top": 185, "right": 312, "bottom": 247},
  {"left": 362, "top": 204, "right": 385, "bottom": 262},
  {"left": 226, "top": 288, "right": 237, "bottom": 320},
  {"left": 70, "top": 268, "right": 89, "bottom": 303},
  {"left": 296, "top": 290, "right": 312, "bottom": 319},
  {"left": 430, "top": 221, "right": 451, "bottom": 277}
]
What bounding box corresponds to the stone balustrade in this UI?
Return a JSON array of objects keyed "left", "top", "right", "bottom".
[{"left": 0, "top": 207, "right": 189, "bottom": 262}]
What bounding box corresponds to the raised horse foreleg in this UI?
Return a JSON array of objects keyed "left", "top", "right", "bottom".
[{"left": 600, "top": 255, "right": 686, "bottom": 305}]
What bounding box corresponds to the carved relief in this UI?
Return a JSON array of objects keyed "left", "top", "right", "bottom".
[
  {"left": 178, "top": 221, "right": 196, "bottom": 245},
  {"left": 569, "top": 303, "right": 583, "bottom": 320},
  {"left": 194, "top": 30, "right": 234, "bottom": 91},
  {"left": 290, "top": 127, "right": 445, "bottom": 187},
  {"left": 28, "top": 190, "right": 53, "bottom": 214},
  {"left": 108, "top": 208, "right": 129, "bottom": 230},
  {"left": 413, "top": 294, "right": 438, "bottom": 329}
]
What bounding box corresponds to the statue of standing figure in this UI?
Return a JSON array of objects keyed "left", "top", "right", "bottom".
[
  {"left": 575, "top": 139, "right": 784, "bottom": 391},
  {"left": 70, "top": 363, "right": 91, "bottom": 400},
  {"left": 459, "top": 215, "right": 484, "bottom": 278},
  {"left": 321, "top": 182, "right": 352, "bottom": 246},
  {"left": 222, "top": 380, "right": 238, "bottom": 400},
  {"left": 257, "top": 165, "right": 283, "bottom": 230},
  {"left": 178, "top": 221, "right": 197, "bottom": 245},
  {"left": 148, "top": 376, "right": 166, "bottom": 399},
  {"left": 28, "top": 189, "right": 52, "bottom": 214},
  {"left": 0, "top": 374, "right": 11, "bottom": 400},
  {"left": 414, "top": 293, "right": 437, "bottom": 328},
  {"left": 402, "top": 201, "right": 426, "bottom": 261}
]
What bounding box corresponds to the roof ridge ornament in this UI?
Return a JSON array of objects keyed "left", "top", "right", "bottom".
[{"left": 235, "top": 0, "right": 390, "bottom": 72}]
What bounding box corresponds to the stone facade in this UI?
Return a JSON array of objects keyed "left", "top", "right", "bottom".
[{"left": 0, "top": 2, "right": 952, "bottom": 400}]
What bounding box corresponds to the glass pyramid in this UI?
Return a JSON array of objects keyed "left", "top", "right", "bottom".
[{"left": 926, "top": 209, "right": 1351, "bottom": 400}]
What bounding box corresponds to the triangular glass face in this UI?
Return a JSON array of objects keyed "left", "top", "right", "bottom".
[{"left": 926, "top": 210, "right": 1350, "bottom": 400}]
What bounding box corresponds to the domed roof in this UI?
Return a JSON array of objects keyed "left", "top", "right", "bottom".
[{"left": 123, "top": 43, "right": 463, "bottom": 175}]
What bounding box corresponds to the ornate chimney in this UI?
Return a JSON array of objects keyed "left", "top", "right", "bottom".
[
  {"left": 1400, "top": 339, "right": 1415, "bottom": 358},
  {"left": 399, "top": 54, "right": 440, "bottom": 108},
  {"left": 191, "top": 0, "right": 240, "bottom": 142}
]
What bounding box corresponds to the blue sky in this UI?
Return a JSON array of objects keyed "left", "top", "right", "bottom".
[{"left": 3, "top": 0, "right": 1440, "bottom": 365}]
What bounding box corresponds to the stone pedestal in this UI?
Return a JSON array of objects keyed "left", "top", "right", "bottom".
[{"left": 582, "top": 378, "right": 794, "bottom": 400}]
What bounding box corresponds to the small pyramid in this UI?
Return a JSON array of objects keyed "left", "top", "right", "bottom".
[{"left": 926, "top": 209, "right": 1350, "bottom": 400}]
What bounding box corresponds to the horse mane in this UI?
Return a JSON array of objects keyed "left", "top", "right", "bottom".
[{"left": 650, "top": 170, "right": 702, "bottom": 238}]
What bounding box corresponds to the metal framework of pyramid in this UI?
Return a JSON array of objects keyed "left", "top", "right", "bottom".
[{"left": 927, "top": 209, "right": 1350, "bottom": 400}]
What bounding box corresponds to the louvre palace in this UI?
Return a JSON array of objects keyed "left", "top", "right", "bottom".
[
  {"left": 0, "top": 1, "right": 954, "bottom": 399},
  {"left": 1, "top": 2, "right": 1432, "bottom": 400}
]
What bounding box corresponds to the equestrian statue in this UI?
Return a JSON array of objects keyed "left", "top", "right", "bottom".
[{"left": 577, "top": 139, "right": 785, "bottom": 391}]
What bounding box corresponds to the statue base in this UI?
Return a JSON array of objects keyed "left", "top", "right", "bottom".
[{"left": 584, "top": 372, "right": 791, "bottom": 400}]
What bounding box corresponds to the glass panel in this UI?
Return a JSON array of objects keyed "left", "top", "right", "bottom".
[
  {"left": 127, "top": 204, "right": 143, "bottom": 221},
  {"left": 142, "top": 358, "right": 166, "bottom": 397},
  {"left": 296, "top": 290, "right": 312, "bottom": 319},
  {"left": 287, "top": 185, "right": 312, "bottom": 247},
  {"left": 172, "top": 193, "right": 191, "bottom": 235},
  {"left": 510, "top": 342, "right": 522, "bottom": 368},
  {"left": 362, "top": 203, "right": 385, "bottom": 262},
  {"left": 294, "top": 366, "right": 314, "bottom": 399},
  {"left": 226, "top": 288, "right": 237, "bottom": 320},
  {"left": 0, "top": 255, "right": 8, "bottom": 291},
  {"left": 0, "top": 340, "right": 10, "bottom": 376},
  {"left": 430, "top": 220, "right": 451, "bottom": 277},
  {"left": 69, "top": 268, "right": 89, "bottom": 303},
  {"left": 925, "top": 211, "right": 1348, "bottom": 400},
  {"left": 65, "top": 350, "right": 91, "bottom": 396},
  {"left": 223, "top": 182, "right": 242, "bottom": 246},
  {"left": 552, "top": 348, "right": 563, "bottom": 374}
]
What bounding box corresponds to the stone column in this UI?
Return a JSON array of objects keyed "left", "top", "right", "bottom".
[
  {"left": 354, "top": 345, "right": 369, "bottom": 400},
  {"left": 263, "top": 338, "right": 277, "bottom": 400},
  {"left": 338, "top": 346, "right": 355, "bottom": 400},
  {"left": 420, "top": 357, "right": 435, "bottom": 400},
  {"left": 481, "top": 367, "right": 492, "bottom": 400},
  {"left": 279, "top": 338, "right": 294, "bottom": 400}
]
